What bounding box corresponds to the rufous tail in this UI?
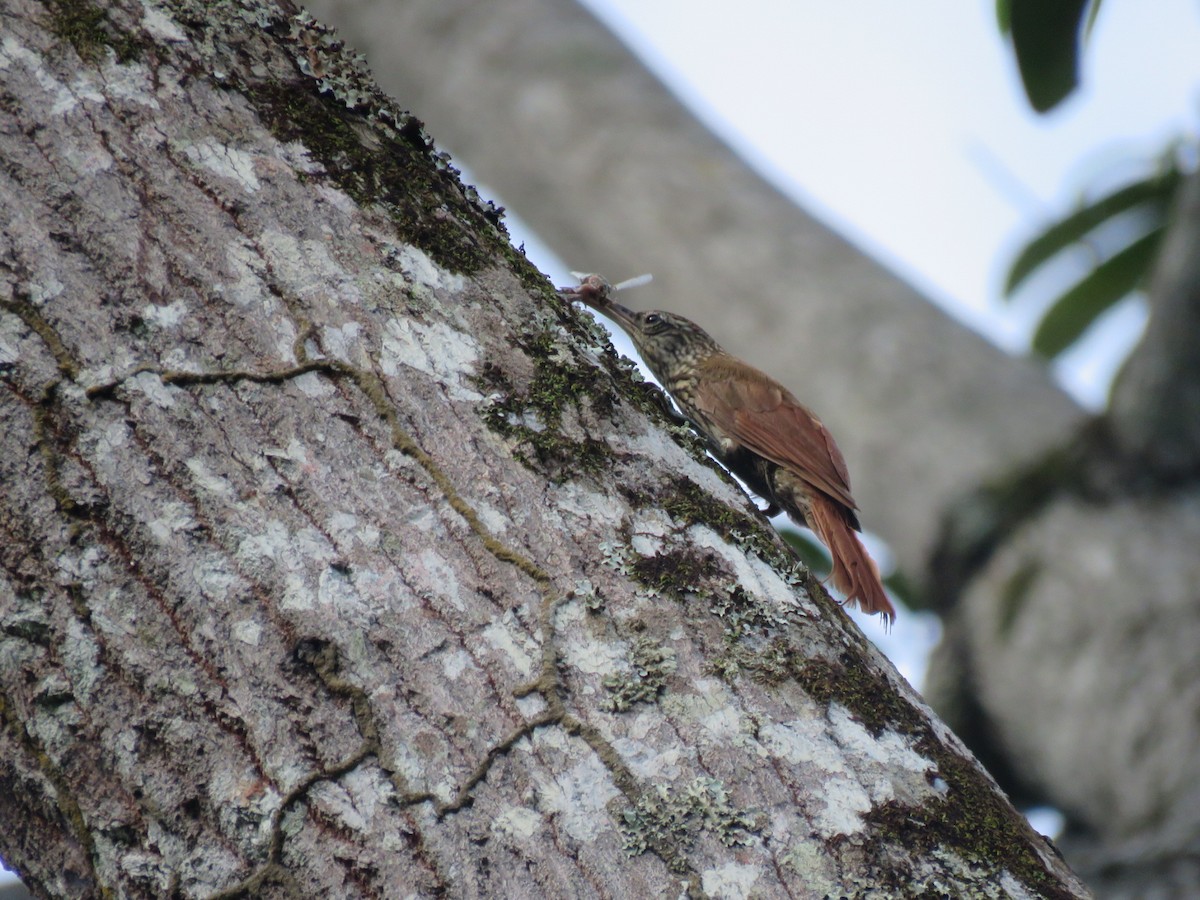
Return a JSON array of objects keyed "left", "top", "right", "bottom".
[{"left": 807, "top": 494, "right": 896, "bottom": 625}]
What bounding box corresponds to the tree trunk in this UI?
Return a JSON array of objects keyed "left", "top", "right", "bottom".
[
  {"left": 293, "top": 3, "right": 1200, "bottom": 896},
  {"left": 0, "top": 0, "right": 1090, "bottom": 897}
]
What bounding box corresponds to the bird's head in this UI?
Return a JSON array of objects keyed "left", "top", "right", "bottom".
[{"left": 565, "top": 277, "right": 723, "bottom": 383}]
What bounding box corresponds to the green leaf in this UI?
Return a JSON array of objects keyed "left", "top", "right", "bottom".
[
  {"left": 996, "top": 0, "right": 1012, "bottom": 34},
  {"left": 1008, "top": 0, "right": 1092, "bottom": 112},
  {"left": 1031, "top": 227, "right": 1161, "bottom": 358},
  {"left": 1005, "top": 170, "right": 1179, "bottom": 295}
]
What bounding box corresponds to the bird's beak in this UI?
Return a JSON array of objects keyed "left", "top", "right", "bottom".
[
  {"left": 562, "top": 275, "right": 640, "bottom": 334},
  {"left": 563, "top": 272, "right": 655, "bottom": 338},
  {"left": 592, "top": 300, "right": 639, "bottom": 334}
]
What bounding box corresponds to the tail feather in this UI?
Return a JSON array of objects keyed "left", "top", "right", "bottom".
[{"left": 807, "top": 494, "right": 896, "bottom": 625}]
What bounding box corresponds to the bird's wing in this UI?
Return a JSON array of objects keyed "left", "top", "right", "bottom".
[{"left": 694, "top": 357, "right": 859, "bottom": 512}]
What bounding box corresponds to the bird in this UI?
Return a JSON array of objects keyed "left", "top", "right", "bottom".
[{"left": 564, "top": 274, "right": 895, "bottom": 624}]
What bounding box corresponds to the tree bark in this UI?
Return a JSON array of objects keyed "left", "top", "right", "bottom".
[
  {"left": 0, "top": 0, "right": 1090, "bottom": 897},
  {"left": 289, "top": 3, "right": 1200, "bottom": 896}
]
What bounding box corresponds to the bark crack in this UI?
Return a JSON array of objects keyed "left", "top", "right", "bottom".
[{"left": 79, "top": 345, "right": 706, "bottom": 893}]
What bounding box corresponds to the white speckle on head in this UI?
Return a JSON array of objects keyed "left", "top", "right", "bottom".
[
  {"left": 701, "top": 861, "right": 762, "bottom": 900},
  {"left": 379, "top": 318, "right": 482, "bottom": 402},
  {"left": 532, "top": 748, "right": 620, "bottom": 842},
  {"left": 492, "top": 806, "right": 542, "bottom": 840},
  {"left": 232, "top": 619, "right": 262, "bottom": 646},
  {"left": 182, "top": 138, "right": 261, "bottom": 192},
  {"left": 142, "top": 300, "right": 188, "bottom": 328}
]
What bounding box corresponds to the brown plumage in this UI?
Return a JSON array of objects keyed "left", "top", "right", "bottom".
[{"left": 565, "top": 275, "right": 894, "bottom": 623}]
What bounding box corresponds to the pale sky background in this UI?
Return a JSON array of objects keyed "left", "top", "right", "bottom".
[{"left": 3, "top": 1, "right": 1198, "bottom": 885}]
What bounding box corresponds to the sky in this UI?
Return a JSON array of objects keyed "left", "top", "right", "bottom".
[{"left": 3, "top": 1, "right": 1197, "bottom": 885}]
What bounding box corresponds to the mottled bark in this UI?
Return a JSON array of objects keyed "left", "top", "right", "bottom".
[
  {"left": 239, "top": 2, "right": 1200, "bottom": 897},
  {"left": 0, "top": 1, "right": 1090, "bottom": 898}
]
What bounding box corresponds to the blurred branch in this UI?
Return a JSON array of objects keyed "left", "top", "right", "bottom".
[{"left": 1109, "top": 168, "right": 1200, "bottom": 477}]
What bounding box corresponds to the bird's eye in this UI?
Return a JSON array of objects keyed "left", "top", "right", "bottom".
[{"left": 644, "top": 313, "right": 663, "bottom": 327}]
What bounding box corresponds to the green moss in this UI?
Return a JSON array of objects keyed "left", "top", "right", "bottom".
[
  {"left": 652, "top": 476, "right": 779, "bottom": 559},
  {"left": 602, "top": 634, "right": 677, "bottom": 712},
  {"left": 628, "top": 547, "right": 726, "bottom": 597},
  {"left": 860, "top": 747, "right": 1075, "bottom": 899},
  {"left": 619, "top": 777, "right": 761, "bottom": 870},
  {"left": 782, "top": 649, "right": 1075, "bottom": 894},
  {"left": 709, "top": 583, "right": 792, "bottom": 637},
  {"left": 245, "top": 83, "right": 491, "bottom": 274},
  {"left": 47, "top": 0, "right": 145, "bottom": 63},
  {"left": 475, "top": 332, "right": 621, "bottom": 482},
  {"left": 706, "top": 635, "right": 793, "bottom": 684},
  {"left": 790, "top": 656, "right": 917, "bottom": 739}
]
